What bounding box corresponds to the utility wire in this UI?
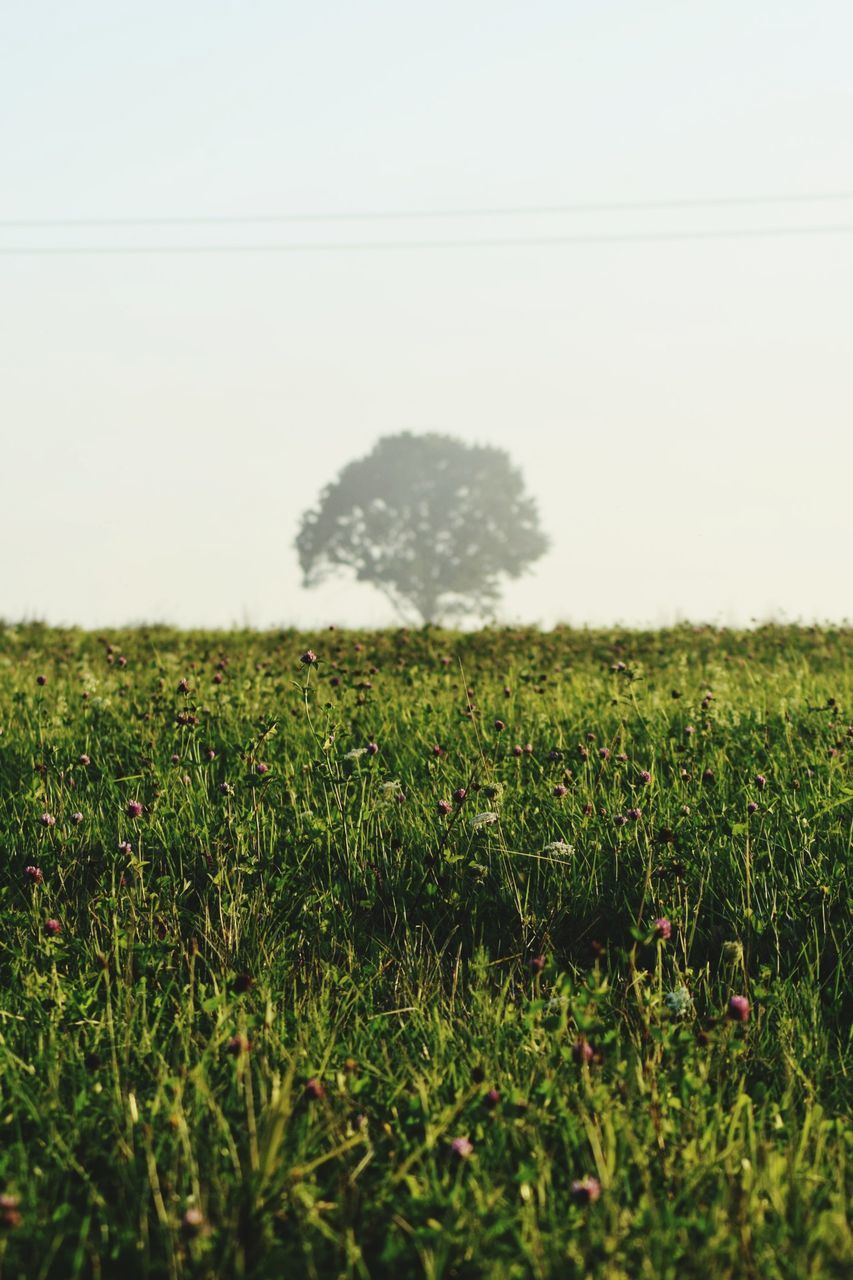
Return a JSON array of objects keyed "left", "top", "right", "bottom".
[
  {"left": 2, "top": 191, "right": 853, "bottom": 229},
  {"left": 1, "top": 224, "right": 852, "bottom": 256}
]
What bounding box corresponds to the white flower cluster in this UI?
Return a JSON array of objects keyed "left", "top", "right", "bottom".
[
  {"left": 470, "top": 811, "right": 500, "bottom": 830},
  {"left": 664, "top": 986, "right": 694, "bottom": 1017},
  {"left": 543, "top": 841, "right": 575, "bottom": 856},
  {"left": 344, "top": 747, "right": 368, "bottom": 761}
]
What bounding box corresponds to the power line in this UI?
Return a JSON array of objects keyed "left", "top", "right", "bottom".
[
  {"left": 1, "top": 192, "right": 853, "bottom": 230},
  {"left": 1, "top": 224, "right": 852, "bottom": 256}
]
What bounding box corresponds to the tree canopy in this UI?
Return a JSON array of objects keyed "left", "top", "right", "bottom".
[{"left": 295, "top": 432, "right": 548, "bottom": 624}]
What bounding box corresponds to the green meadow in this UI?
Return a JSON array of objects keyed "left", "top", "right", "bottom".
[{"left": 0, "top": 623, "right": 849, "bottom": 1279}]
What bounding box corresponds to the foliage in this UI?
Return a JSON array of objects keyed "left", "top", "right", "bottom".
[
  {"left": 295, "top": 433, "right": 548, "bottom": 623},
  {"left": 0, "top": 622, "right": 850, "bottom": 1278}
]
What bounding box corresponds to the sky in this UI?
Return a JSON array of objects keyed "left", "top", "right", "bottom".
[{"left": 1, "top": 0, "right": 851, "bottom": 630}]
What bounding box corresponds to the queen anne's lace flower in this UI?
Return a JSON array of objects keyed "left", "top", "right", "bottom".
[
  {"left": 664, "top": 986, "right": 693, "bottom": 1017},
  {"left": 470, "top": 811, "right": 499, "bottom": 829}
]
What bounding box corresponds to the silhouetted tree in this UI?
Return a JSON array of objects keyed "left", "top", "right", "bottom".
[{"left": 296, "top": 432, "right": 548, "bottom": 624}]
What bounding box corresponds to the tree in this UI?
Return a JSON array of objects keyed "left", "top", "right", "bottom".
[{"left": 295, "top": 432, "right": 548, "bottom": 625}]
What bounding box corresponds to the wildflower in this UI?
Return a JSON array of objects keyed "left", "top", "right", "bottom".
[
  {"left": 432, "top": 743, "right": 443, "bottom": 756},
  {"left": 639, "top": 769, "right": 652, "bottom": 784},
  {"left": 300, "top": 650, "right": 317, "bottom": 666},
  {"left": 529, "top": 954, "right": 546, "bottom": 973},
  {"left": 40, "top": 812, "right": 56, "bottom": 827},
  {"left": 181, "top": 1206, "right": 206, "bottom": 1234},
  {"left": 449, "top": 1136, "right": 473, "bottom": 1159},
  {"left": 437, "top": 799, "right": 452, "bottom": 816},
  {"left": 627, "top": 807, "right": 642, "bottom": 821},
  {"left": 523, "top": 743, "right": 534, "bottom": 754},
  {"left": 553, "top": 784, "right": 568, "bottom": 798},
  {"left": 470, "top": 811, "right": 499, "bottom": 830},
  {"left": 654, "top": 917, "right": 672, "bottom": 941},
  {"left": 513, "top": 744, "right": 523, "bottom": 756},
  {"left": 304, "top": 1077, "right": 325, "bottom": 1101},
  {"left": 614, "top": 813, "right": 627, "bottom": 827},
  {"left": 126, "top": 800, "right": 143, "bottom": 818},
  {"left": 0, "top": 1193, "right": 22, "bottom": 1230},
  {"left": 171, "top": 753, "right": 180, "bottom": 764},
  {"left": 665, "top": 986, "right": 693, "bottom": 1016},
  {"left": 755, "top": 773, "right": 767, "bottom": 789},
  {"left": 71, "top": 812, "right": 84, "bottom": 825},
  {"left": 344, "top": 747, "right": 368, "bottom": 762},
  {"left": 255, "top": 762, "right": 270, "bottom": 775},
  {"left": 484, "top": 1088, "right": 500, "bottom": 1109},
  {"left": 118, "top": 840, "right": 133, "bottom": 854},
  {"left": 366, "top": 741, "right": 379, "bottom": 755},
  {"left": 44, "top": 918, "right": 61, "bottom": 938},
  {"left": 747, "top": 801, "right": 758, "bottom": 815},
  {"left": 177, "top": 678, "right": 190, "bottom": 694},
  {"left": 36, "top": 674, "right": 47, "bottom": 686},
  {"left": 599, "top": 747, "right": 610, "bottom": 760},
  {"left": 24, "top": 865, "right": 43, "bottom": 883},
  {"left": 219, "top": 782, "right": 234, "bottom": 795},
  {"left": 702, "top": 768, "right": 715, "bottom": 784},
  {"left": 572, "top": 1037, "right": 595, "bottom": 1065},
  {"left": 571, "top": 1176, "right": 601, "bottom": 1205},
  {"left": 212, "top": 671, "right": 224, "bottom": 684},
  {"left": 453, "top": 787, "right": 467, "bottom": 804},
  {"left": 727, "top": 995, "right": 750, "bottom": 1022},
  {"left": 494, "top": 719, "right": 506, "bottom": 732},
  {"left": 226, "top": 1035, "right": 250, "bottom": 1055},
  {"left": 543, "top": 840, "right": 574, "bottom": 856},
  {"left": 78, "top": 753, "right": 91, "bottom": 766}
]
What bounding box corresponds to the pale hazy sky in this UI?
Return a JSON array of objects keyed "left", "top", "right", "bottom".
[{"left": 2, "top": 1, "right": 851, "bottom": 630}]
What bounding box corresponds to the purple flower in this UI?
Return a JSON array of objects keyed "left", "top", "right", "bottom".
[
  {"left": 484, "top": 1088, "right": 500, "bottom": 1109},
  {"left": 513, "top": 744, "right": 523, "bottom": 757},
  {"left": 553, "top": 784, "right": 568, "bottom": 798},
  {"left": 572, "top": 1037, "right": 595, "bottom": 1065},
  {"left": 126, "top": 800, "right": 143, "bottom": 818},
  {"left": 453, "top": 788, "right": 467, "bottom": 805},
  {"left": 654, "top": 917, "right": 672, "bottom": 941},
  {"left": 639, "top": 769, "right": 652, "bottom": 784},
  {"left": 36, "top": 674, "right": 47, "bottom": 686},
  {"left": 71, "top": 812, "right": 84, "bottom": 825},
  {"left": 437, "top": 799, "right": 452, "bottom": 816},
  {"left": 614, "top": 814, "right": 627, "bottom": 827},
  {"left": 300, "top": 650, "right": 318, "bottom": 666},
  {"left": 450, "top": 1136, "right": 473, "bottom": 1159},
  {"left": 494, "top": 719, "right": 506, "bottom": 732},
  {"left": 755, "top": 774, "right": 767, "bottom": 789},
  {"left": 255, "top": 762, "right": 270, "bottom": 775},
  {"left": 177, "top": 678, "right": 190, "bottom": 694},
  {"left": 44, "top": 918, "right": 61, "bottom": 937},
  {"left": 78, "top": 754, "right": 91, "bottom": 766},
  {"left": 747, "top": 801, "right": 758, "bottom": 815},
  {"left": 529, "top": 954, "right": 546, "bottom": 973},
  {"left": 571, "top": 1176, "right": 601, "bottom": 1205},
  {"left": 727, "top": 995, "right": 750, "bottom": 1022},
  {"left": 40, "top": 813, "right": 56, "bottom": 828},
  {"left": 24, "top": 865, "right": 43, "bottom": 883},
  {"left": 226, "top": 1035, "right": 250, "bottom": 1056},
  {"left": 599, "top": 747, "right": 610, "bottom": 760},
  {"left": 627, "top": 807, "right": 642, "bottom": 821},
  {"left": 366, "top": 741, "right": 379, "bottom": 755},
  {"left": 304, "top": 1077, "right": 325, "bottom": 1100}
]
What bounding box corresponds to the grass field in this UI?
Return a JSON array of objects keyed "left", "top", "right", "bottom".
[{"left": 0, "top": 623, "right": 849, "bottom": 1279}]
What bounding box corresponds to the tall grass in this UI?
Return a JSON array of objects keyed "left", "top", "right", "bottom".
[{"left": 0, "top": 623, "right": 849, "bottom": 1278}]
